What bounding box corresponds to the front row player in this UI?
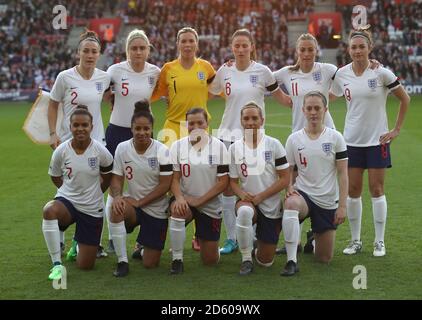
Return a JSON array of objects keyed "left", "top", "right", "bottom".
[
  {"left": 284, "top": 91, "right": 348, "bottom": 263},
  {"left": 229, "top": 103, "right": 294, "bottom": 276},
  {"left": 168, "top": 108, "right": 229, "bottom": 274},
  {"left": 109, "top": 101, "right": 173, "bottom": 277},
  {"left": 42, "top": 106, "right": 113, "bottom": 280}
]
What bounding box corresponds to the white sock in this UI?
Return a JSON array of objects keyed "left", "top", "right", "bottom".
[
  {"left": 372, "top": 195, "right": 387, "bottom": 243},
  {"left": 59, "top": 231, "right": 65, "bottom": 245},
  {"left": 347, "top": 196, "right": 362, "bottom": 241},
  {"left": 42, "top": 219, "right": 61, "bottom": 264},
  {"left": 282, "top": 210, "right": 299, "bottom": 263},
  {"left": 170, "top": 217, "right": 185, "bottom": 261},
  {"left": 110, "top": 221, "right": 127, "bottom": 263},
  {"left": 222, "top": 195, "right": 236, "bottom": 241},
  {"left": 253, "top": 223, "right": 257, "bottom": 242},
  {"left": 236, "top": 206, "right": 254, "bottom": 262},
  {"left": 105, "top": 194, "right": 113, "bottom": 240}
]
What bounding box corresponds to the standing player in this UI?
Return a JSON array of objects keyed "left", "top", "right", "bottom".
[
  {"left": 108, "top": 101, "right": 172, "bottom": 277},
  {"left": 168, "top": 108, "right": 229, "bottom": 274},
  {"left": 208, "top": 28, "right": 291, "bottom": 255},
  {"left": 229, "top": 103, "right": 291, "bottom": 276},
  {"left": 152, "top": 27, "right": 216, "bottom": 251},
  {"left": 47, "top": 30, "right": 111, "bottom": 257},
  {"left": 284, "top": 91, "right": 348, "bottom": 267},
  {"left": 42, "top": 106, "right": 113, "bottom": 281},
  {"left": 331, "top": 28, "right": 410, "bottom": 257},
  {"left": 104, "top": 29, "right": 160, "bottom": 254}
]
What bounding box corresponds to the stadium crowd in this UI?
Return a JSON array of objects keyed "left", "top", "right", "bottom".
[
  {"left": 1, "top": 0, "right": 421, "bottom": 90},
  {"left": 336, "top": 0, "right": 422, "bottom": 84}
]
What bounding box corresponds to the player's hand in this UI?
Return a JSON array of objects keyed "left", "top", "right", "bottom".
[
  {"left": 285, "top": 186, "right": 299, "bottom": 199},
  {"left": 334, "top": 206, "right": 346, "bottom": 225},
  {"left": 112, "top": 196, "right": 126, "bottom": 216},
  {"left": 379, "top": 128, "right": 399, "bottom": 145},
  {"left": 173, "top": 197, "right": 189, "bottom": 217},
  {"left": 124, "top": 197, "right": 138, "bottom": 208},
  {"left": 252, "top": 193, "right": 264, "bottom": 206},
  {"left": 49, "top": 133, "right": 61, "bottom": 150},
  {"left": 284, "top": 95, "right": 293, "bottom": 108},
  {"left": 241, "top": 192, "right": 255, "bottom": 202},
  {"left": 369, "top": 59, "right": 382, "bottom": 69},
  {"left": 184, "top": 196, "right": 201, "bottom": 209}
]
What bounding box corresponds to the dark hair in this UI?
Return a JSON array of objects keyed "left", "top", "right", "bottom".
[
  {"left": 78, "top": 29, "right": 101, "bottom": 50},
  {"left": 231, "top": 28, "right": 257, "bottom": 61},
  {"left": 131, "top": 100, "right": 154, "bottom": 126},
  {"left": 349, "top": 27, "right": 373, "bottom": 48},
  {"left": 185, "top": 108, "right": 208, "bottom": 122},
  {"left": 303, "top": 91, "right": 327, "bottom": 108},
  {"left": 70, "top": 104, "right": 93, "bottom": 123},
  {"left": 240, "top": 101, "right": 263, "bottom": 119}
]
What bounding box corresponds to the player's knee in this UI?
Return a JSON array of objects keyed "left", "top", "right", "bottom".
[
  {"left": 109, "top": 209, "right": 122, "bottom": 223},
  {"left": 369, "top": 185, "right": 384, "bottom": 198},
  {"left": 255, "top": 253, "right": 274, "bottom": 267},
  {"left": 236, "top": 206, "right": 254, "bottom": 227},
  {"left": 284, "top": 197, "right": 301, "bottom": 211},
  {"left": 349, "top": 184, "right": 362, "bottom": 198},
  {"left": 316, "top": 253, "right": 333, "bottom": 264},
  {"left": 143, "top": 260, "right": 159, "bottom": 269},
  {"left": 77, "top": 260, "right": 95, "bottom": 270},
  {"left": 43, "top": 201, "right": 58, "bottom": 220},
  {"left": 202, "top": 255, "right": 219, "bottom": 266}
]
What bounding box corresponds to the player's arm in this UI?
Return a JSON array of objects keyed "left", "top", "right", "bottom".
[
  {"left": 185, "top": 167, "right": 229, "bottom": 208},
  {"left": 170, "top": 170, "right": 189, "bottom": 216},
  {"left": 334, "top": 157, "right": 348, "bottom": 225},
  {"left": 138, "top": 168, "right": 173, "bottom": 208},
  {"left": 50, "top": 176, "right": 63, "bottom": 188},
  {"left": 379, "top": 85, "right": 410, "bottom": 144},
  {"left": 271, "top": 88, "right": 292, "bottom": 108},
  {"left": 252, "top": 167, "right": 290, "bottom": 206},
  {"left": 229, "top": 177, "right": 254, "bottom": 202},
  {"left": 48, "top": 99, "right": 61, "bottom": 149},
  {"left": 109, "top": 173, "right": 126, "bottom": 216}
]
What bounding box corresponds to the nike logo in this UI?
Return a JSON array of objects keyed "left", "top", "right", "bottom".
[
  {"left": 291, "top": 78, "right": 298, "bottom": 81},
  {"left": 343, "top": 83, "right": 349, "bottom": 86},
  {"left": 70, "top": 87, "right": 77, "bottom": 90},
  {"left": 224, "top": 77, "right": 231, "bottom": 81},
  {"left": 298, "top": 147, "right": 305, "bottom": 151},
  {"left": 121, "top": 78, "right": 128, "bottom": 81},
  {"left": 64, "top": 161, "right": 71, "bottom": 165},
  {"left": 124, "top": 160, "right": 132, "bottom": 164},
  {"left": 180, "top": 158, "right": 188, "bottom": 161},
  {"left": 171, "top": 76, "right": 177, "bottom": 79}
]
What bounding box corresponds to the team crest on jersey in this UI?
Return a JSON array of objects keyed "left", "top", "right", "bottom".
[
  {"left": 312, "top": 71, "right": 322, "bottom": 83},
  {"left": 264, "top": 151, "right": 272, "bottom": 162},
  {"left": 95, "top": 82, "right": 103, "bottom": 93},
  {"left": 197, "top": 71, "right": 205, "bottom": 81},
  {"left": 250, "top": 75, "right": 258, "bottom": 87},
  {"left": 368, "top": 78, "right": 377, "bottom": 90},
  {"left": 148, "top": 76, "right": 155, "bottom": 87},
  {"left": 88, "top": 157, "right": 98, "bottom": 169},
  {"left": 322, "top": 143, "right": 332, "bottom": 155},
  {"left": 148, "top": 157, "right": 158, "bottom": 169}
]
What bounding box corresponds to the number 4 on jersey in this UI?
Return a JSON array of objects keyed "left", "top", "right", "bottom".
[{"left": 299, "top": 153, "right": 307, "bottom": 167}]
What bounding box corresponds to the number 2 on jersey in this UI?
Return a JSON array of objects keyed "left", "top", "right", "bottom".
[{"left": 70, "top": 91, "right": 78, "bottom": 105}]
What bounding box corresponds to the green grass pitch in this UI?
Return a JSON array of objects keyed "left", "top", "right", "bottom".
[{"left": 0, "top": 95, "right": 421, "bottom": 299}]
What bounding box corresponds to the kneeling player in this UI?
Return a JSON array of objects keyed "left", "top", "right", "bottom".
[
  {"left": 109, "top": 101, "right": 173, "bottom": 277},
  {"left": 168, "top": 108, "right": 229, "bottom": 274},
  {"left": 42, "top": 106, "right": 113, "bottom": 280},
  {"left": 284, "top": 91, "right": 348, "bottom": 265},
  {"left": 229, "top": 103, "right": 292, "bottom": 276}
]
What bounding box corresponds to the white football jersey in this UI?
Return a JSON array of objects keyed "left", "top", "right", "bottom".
[
  {"left": 273, "top": 62, "right": 336, "bottom": 132},
  {"left": 209, "top": 61, "right": 278, "bottom": 141},
  {"left": 48, "top": 139, "right": 114, "bottom": 218},
  {"left": 50, "top": 67, "right": 110, "bottom": 144},
  {"left": 113, "top": 139, "right": 171, "bottom": 219},
  {"left": 170, "top": 136, "right": 229, "bottom": 219},
  {"left": 285, "top": 127, "right": 347, "bottom": 209},
  {"left": 331, "top": 64, "right": 400, "bottom": 146},
  {"left": 229, "top": 134, "right": 289, "bottom": 218},
  {"left": 107, "top": 61, "right": 160, "bottom": 128}
]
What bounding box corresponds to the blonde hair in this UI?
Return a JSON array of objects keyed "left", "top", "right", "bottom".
[
  {"left": 176, "top": 27, "right": 199, "bottom": 43},
  {"left": 349, "top": 27, "right": 373, "bottom": 48},
  {"left": 231, "top": 28, "right": 257, "bottom": 61},
  {"left": 126, "top": 29, "right": 151, "bottom": 57},
  {"left": 289, "top": 33, "right": 318, "bottom": 72}
]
